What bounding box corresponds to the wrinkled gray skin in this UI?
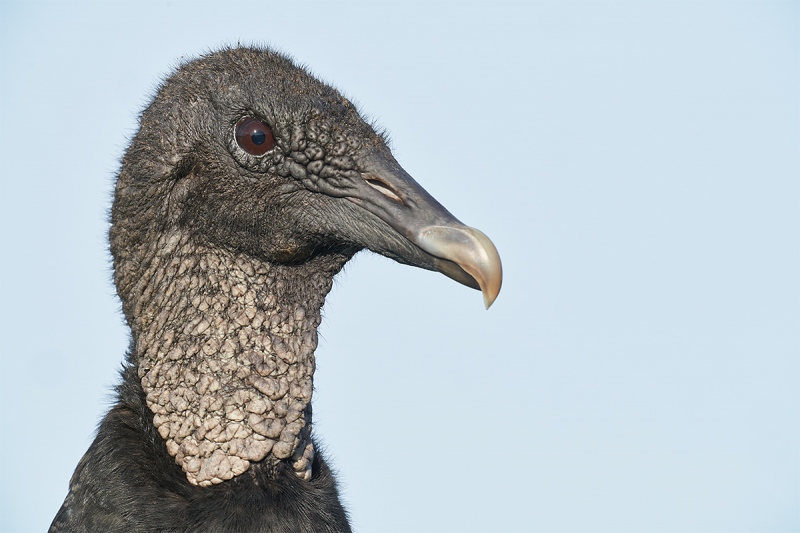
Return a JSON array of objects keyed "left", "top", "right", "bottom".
[{"left": 50, "top": 47, "right": 500, "bottom": 533}]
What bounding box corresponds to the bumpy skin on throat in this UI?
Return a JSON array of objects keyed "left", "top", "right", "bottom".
[{"left": 127, "top": 230, "right": 340, "bottom": 486}]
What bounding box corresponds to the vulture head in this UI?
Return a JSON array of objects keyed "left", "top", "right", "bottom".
[{"left": 106, "top": 47, "right": 501, "bottom": 491}]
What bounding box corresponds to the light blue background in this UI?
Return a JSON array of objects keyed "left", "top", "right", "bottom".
[{"left": 1, "top": 1, "right": 797, "bottom": 531}]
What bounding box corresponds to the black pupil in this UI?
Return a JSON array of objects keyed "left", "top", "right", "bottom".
[{"left": 251, "top": 131, "right": 266, "bottom": 145}]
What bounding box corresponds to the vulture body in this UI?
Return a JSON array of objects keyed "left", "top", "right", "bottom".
[{"left": 50, "top": 47, "right": 501, "bottom": 532}]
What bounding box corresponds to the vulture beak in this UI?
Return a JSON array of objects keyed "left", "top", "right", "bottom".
[{"left": 350, "top": 152, "right": 503, "bottom": 309}]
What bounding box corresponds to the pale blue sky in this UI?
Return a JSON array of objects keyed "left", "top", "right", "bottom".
[{"left": 1, "top": 1, "right": 798, "bottom": 532}]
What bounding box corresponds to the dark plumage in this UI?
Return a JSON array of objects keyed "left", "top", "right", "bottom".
[{"left": 50, "top": 46, "right": 501, "bottom": 532}]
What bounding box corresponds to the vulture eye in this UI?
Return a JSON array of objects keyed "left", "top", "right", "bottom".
[{"left": 235, "top": 117, "right": 275, "bottom": 156}]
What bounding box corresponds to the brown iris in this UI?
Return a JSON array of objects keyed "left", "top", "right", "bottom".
[{"left": 235, "top": 117, "right": 275, "bottom": 156}]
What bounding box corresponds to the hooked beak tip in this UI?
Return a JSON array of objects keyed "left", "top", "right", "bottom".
[{"left": 416, "top": 225, "right": 502, "bottom": 309}]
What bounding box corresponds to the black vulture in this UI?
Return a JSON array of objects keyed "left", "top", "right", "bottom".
[{"left": 50, "top": 46, "right": 502, "bottom": 533}]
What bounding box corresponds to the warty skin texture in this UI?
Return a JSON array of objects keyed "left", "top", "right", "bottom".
[{"left": 50, "top": 46, "right": 501, "bottom": 532}]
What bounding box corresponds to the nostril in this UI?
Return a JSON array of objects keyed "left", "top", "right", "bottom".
[{"left": 365, "top": 177, "right": 403, "bottom": 204}]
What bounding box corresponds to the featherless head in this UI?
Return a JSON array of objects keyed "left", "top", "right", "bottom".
[{"left": 111, "top": 47, "right": 501, "bottom": 313}]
